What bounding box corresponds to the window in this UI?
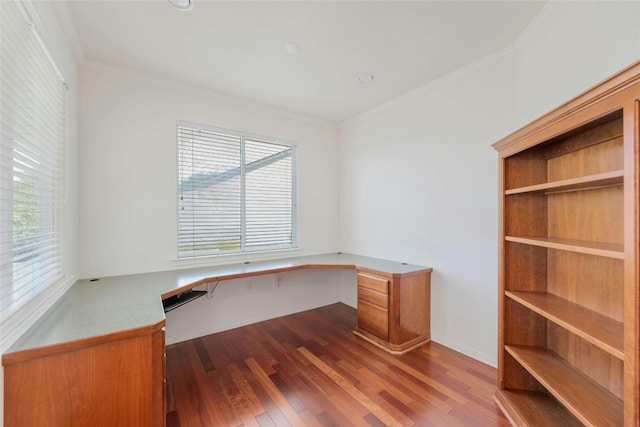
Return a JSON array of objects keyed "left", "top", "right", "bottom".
[
  {"left": 0, "top": 1, "right": 67, "bottom": 320},
  {"left": 177, "top": 121, "right": 297, "bottom": 258}
]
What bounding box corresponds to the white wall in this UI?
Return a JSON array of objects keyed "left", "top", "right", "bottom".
[
  {"left": 165, "top": 269, "right": 345, "bottom": 344},
  {"left": 339, "top": 52, "right": 517, "bottom": 365},
  {"left": 338, "top": 0, "right": 640, "bottom": 367},
  {"left": 515, "top": 1, "right": 640, "bottom": 127},
  {"left": 0, "top": 1, "right": 80, "bottom": 424},
  {"left": 79, "top": 62, "right": 340, "bottom": 278},
  {"left": 79, "top": 62, "right": 341, "bottom": 343}
]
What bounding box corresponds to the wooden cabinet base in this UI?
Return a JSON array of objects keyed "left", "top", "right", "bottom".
[
  {"left": 354, "top": 268, "right": 432, "bottom": 354},
  {"left": 354, "top": 328, "right": 430, "bottom": 354}
]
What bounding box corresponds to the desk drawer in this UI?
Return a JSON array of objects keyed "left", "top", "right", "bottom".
[
  {"left": 357, "top": 272, "right": 389, "bottom": 294},
  {"left": 357, "top": 299, "right": 389, "bottom": 340},
  {"left": 358, "top": 286, "right": 388, "bottom": 309}
]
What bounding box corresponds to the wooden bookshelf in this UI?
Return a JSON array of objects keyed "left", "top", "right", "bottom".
[
  {"left": 493, "top": 61, "right": 640, "bottom": 426},
  {"left": 504, "top": 169, "right": 623, "bottom": 195},
  {"left": 504, "top": 236, "right": 624, "bottom": 259},
  {"left": 506, "top": 345, "right": 623, "bottom": 426},
  {"left": 495, "top": 390, "right": 583, "bottom": 427},
  {"left": 506, "top": 291, "right": 624, "bottom": 359}
]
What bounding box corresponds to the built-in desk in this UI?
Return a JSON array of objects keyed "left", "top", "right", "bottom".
[{"left": 2, "top": 252, "right": 431, "bottom": 427}]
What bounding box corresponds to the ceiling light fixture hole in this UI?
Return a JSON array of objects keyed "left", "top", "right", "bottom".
[
  {"left": 284, "top": 42, "right": 301, "bottom": 55},
  {"left": 358, "top": 74, "right": 374, "bottom": 84}
]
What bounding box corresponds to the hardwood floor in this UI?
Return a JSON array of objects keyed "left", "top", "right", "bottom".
[{"left": 166, "top": 303, "right": 510, "bottom": 427}]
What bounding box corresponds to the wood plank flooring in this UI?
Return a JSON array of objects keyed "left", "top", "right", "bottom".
[{"left": 166, "top": 303, "right": 510, "bottom": 427}]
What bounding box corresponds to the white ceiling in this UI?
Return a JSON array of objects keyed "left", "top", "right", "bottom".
[{"left": 65, "top": 0, "right": 546, "bottom": 123}]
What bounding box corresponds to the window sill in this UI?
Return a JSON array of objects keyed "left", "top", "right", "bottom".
[{"left": 172, "top": 247, "right": 303, "bottom": 268}]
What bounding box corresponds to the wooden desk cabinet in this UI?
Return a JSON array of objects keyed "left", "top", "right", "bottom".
[
  {"left": 3, "top": 253, "right": 431, "bottom": 425},
  {"left": 354, "top": 267, "right": 432, "bottom": 354},
  {"left": 4, "top": 325, "right": 165, "bottom": 427}
]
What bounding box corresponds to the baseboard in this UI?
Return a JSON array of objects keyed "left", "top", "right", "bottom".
[
  {"left": 339, "top": 295, "right": 356, "bottom": 309},
  {"left": 431, "top": 336, "right": 496, "bottom": 368}
]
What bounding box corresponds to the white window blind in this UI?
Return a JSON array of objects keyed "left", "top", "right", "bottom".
[
  {"left": 0, "top": 1, "right": 67, "bottom": 320},
  {"left": 177, "top": 122, "right": 297, "bottom": 258}
]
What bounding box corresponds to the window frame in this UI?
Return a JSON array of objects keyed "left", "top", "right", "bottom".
[
  {"left": 176, "top": 120, "right": 299, "bottom": 259},
  {"left": 0, "top": 0, "right": 68, "bottom": 322}
]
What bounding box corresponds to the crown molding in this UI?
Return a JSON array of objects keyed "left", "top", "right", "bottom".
[
  {"left": 50, "top": 1, "right": 85, "bottom": 65},
  {"left": 340, "top": 46, "right": 516, "bottom": 129},
  {"left": 512, "top": 0, "right": 565, "bottom": 52},
  {"left": 340, "top": 1, "right": 568, "bottom": 129},
  {"left": 81, "top": 60, "right": 337, "bottom": 130}
]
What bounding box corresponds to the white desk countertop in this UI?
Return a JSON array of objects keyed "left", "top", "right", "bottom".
[{"left": 5, "top": 252, "right": 431, "bottom": 357}]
